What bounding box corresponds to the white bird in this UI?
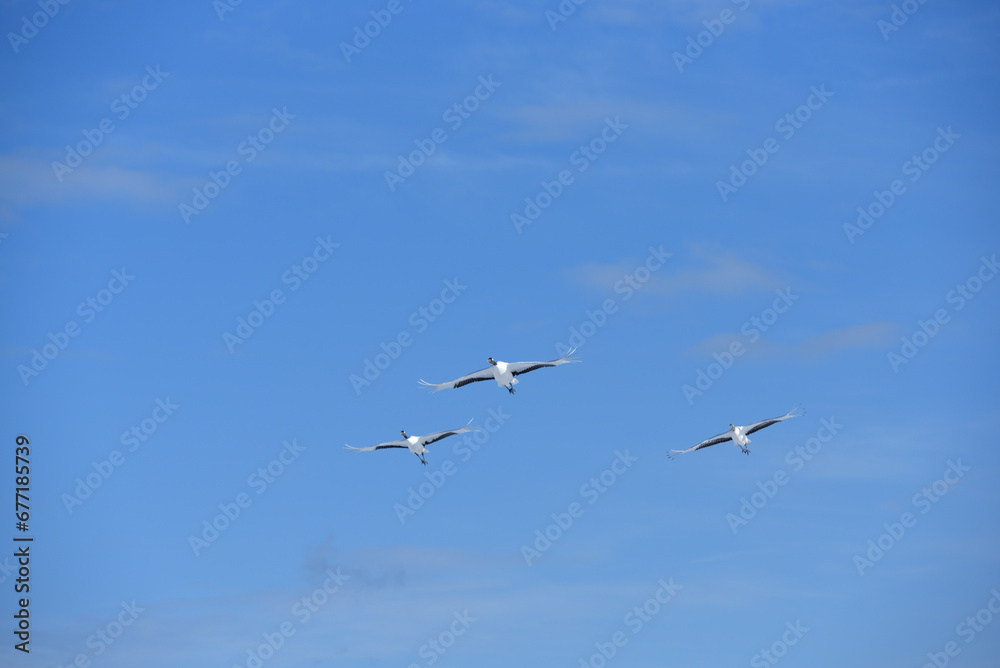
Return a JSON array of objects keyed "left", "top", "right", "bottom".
[
  {"left": 667, "top": 407, "right": 804, "bottom": 458},
  {"left": 419, "top": 349, "right": 578, "bottom": 395},
  {"left": 345, "top": 421, "right": 477, "bottom": 466}
]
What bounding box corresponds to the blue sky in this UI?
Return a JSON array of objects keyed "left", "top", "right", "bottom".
[{"left": 1, "top": 0, "right": 999, "bottom": 666}]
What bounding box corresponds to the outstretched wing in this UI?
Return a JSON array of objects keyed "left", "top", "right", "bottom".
[
  {"left": 667, "top": 431, "right": 733, "bottom": 459},
  {"left": 418, "top": 367, "right": 494, "bottom": 392},
  {"left": 344, "top": 440, "right": 408, "bottom": 453},
  {"left": 744, "top": 406, "right": 805, "bottom": 436},
  {"left": 508, "top": 348, "right": 579, "bottom": 377},
  {"left": 418, "top": 420, "right": 478, "bottom": 447}
]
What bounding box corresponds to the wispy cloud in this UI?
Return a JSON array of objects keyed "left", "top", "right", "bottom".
[
  {"left": 796, "top": 322, "right": 897, "bottom": 359},
  {"left": 0, "top": 154, "right": 175, "bottom": 207},
  {"left": 561, "top": 0, "right": 799, "bottom": 30},
  {"left": 422, "top": 151, "right": 544, "bottom": 172},
  {"left": 687, "top": 322, "right": 898, "bottom": 360},
  {"left": 568, "top": 247, "right": 785, "bottom": 297},
  {"left": 501, "top": 97, "right": 726, "bottom": 142},
  {"left": 39, "top": 539, "right": 695, "bottom": 667}
]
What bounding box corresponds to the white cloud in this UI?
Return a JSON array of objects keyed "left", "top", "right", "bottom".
[
  {"left": 797, "top": 322, "right": 897, "bottom": 359},
  {"left": 687, "top": 322, "right": 898, "bottom": 360},
  {"left": 569, "top": 247, "right": 785, "bottom": 297},
  {"left": 0, "top": 154, "right": 175, "bottom": 207},
  {"left": 501, "top": 97, "right": 726, "bottom": 143}
]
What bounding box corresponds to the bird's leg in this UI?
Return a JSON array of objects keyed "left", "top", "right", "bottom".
[
  {"left": 507, "top": 384, "right": 516, "bottom": 394},
  {"left": 421, "top": 455, "right": 427, "bottom": 466}
]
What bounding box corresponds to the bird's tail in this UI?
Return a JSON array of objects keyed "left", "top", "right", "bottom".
[
  {"left": 559, "top": 347, "right": 580, "bottom": 363},
  {"left": 417, "top": 379, "right": 444, "bottom": 393}
]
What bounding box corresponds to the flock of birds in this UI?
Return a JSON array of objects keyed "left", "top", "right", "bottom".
[{"left": 346, "top": 348, "right": 803, "bottom": 465}]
